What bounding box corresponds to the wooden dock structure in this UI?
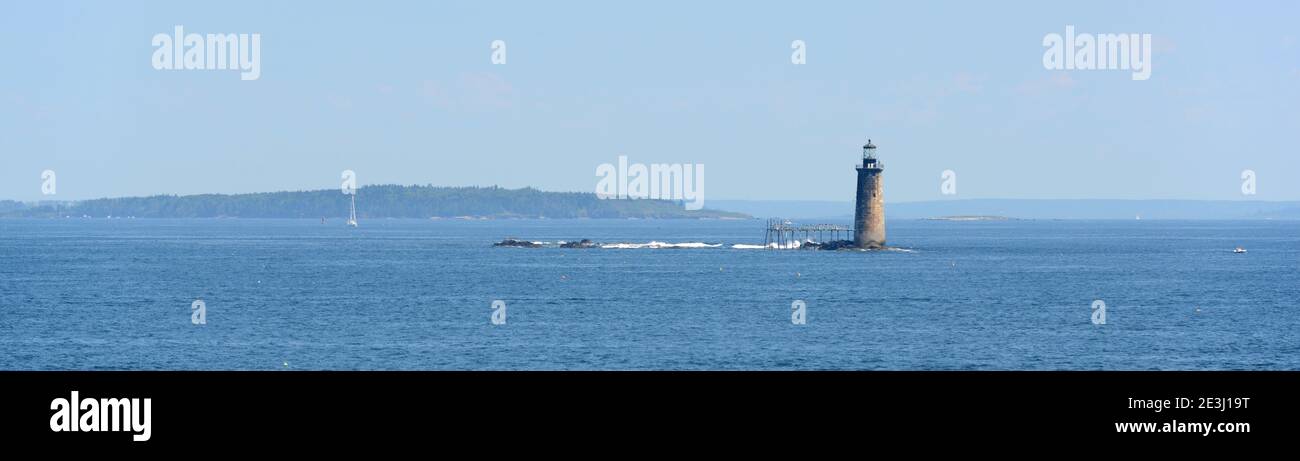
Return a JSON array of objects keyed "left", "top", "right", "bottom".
[{"left": 763, "top": 218, "right": 852, "bottom": 248}]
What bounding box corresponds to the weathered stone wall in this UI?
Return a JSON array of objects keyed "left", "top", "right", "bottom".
[{"left": 853, "top": 167, "right": 885, "bottom": 247}]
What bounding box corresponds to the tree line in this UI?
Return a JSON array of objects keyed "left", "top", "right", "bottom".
[{"left": 3, "top": 185, "right": 748, "bottom": 219}]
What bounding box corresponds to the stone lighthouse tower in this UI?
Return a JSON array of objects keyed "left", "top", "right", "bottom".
[{"left": 853, "top": 140, "right": 885, "bottom": 248}]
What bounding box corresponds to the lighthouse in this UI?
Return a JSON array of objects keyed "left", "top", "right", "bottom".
[{"left": 853, "top": 140, "right": 885, "bottom": 248}]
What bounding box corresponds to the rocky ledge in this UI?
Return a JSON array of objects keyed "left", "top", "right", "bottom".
[
  {"left": 492, "top": 238, "right": 542, "bottom": 248},
  {"left": 559, "top": 239, "right": 598, "bottom": 248},
  {"left": 799, "top": 240, "right": 888, "bottom": 251}
]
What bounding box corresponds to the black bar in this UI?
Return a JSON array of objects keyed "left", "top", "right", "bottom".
[{"left": 1, "top": 371, "right": 1294, "bottom": 449}]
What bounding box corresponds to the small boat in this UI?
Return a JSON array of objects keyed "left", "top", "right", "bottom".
[{"left": 1233, "top": 247, "right": 1246, "bottom": 254}]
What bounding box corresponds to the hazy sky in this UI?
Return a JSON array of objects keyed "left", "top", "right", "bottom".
[{"left": 2, "top": 1, "right": 1298, "bottom": 202}]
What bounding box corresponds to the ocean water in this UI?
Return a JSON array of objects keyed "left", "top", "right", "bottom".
[{"left": 1, "top": 218, "right": 1298, "bottom": 370}]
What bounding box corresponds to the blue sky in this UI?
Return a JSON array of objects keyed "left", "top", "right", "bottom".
[{"left": 2, "top": 0, "right": 1298, "bottom": 202}]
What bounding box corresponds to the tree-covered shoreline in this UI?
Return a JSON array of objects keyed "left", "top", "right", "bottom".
[{"left": 1, "top": 185, "right": 749, "bottom": 219}]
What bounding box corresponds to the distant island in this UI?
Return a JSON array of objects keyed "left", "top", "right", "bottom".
[
  {"left": 923, "top": 215, "right": 1015, "bottom": 221},
  {"left": 0, "top": 185, "right": 750, "bottom": 219},
  {"left": 708, "top": 199, "right": 1300, "bottom": 220}
]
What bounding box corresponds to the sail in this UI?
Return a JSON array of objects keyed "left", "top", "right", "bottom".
[{"left": 347, "top": 194, "right": 358, "bottom": 227}]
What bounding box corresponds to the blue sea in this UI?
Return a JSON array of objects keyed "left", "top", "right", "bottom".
[{"left": 1, "top": 218, "right": 1297, "bottom": 370}]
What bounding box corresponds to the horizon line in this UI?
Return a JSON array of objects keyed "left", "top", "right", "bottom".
[{"left": 7, "top": 184, "right": 1300, "bottom": 204}]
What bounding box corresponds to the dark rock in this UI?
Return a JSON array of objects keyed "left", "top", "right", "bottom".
[
  {"left": 560, "top": 239, "right": 597, "bottom": 249},
  {"left": 493, "top": 238, "right": 541, "bottom": 248},
  {"left": 800, "top": 240, "right": 880, "bottom": 251}
]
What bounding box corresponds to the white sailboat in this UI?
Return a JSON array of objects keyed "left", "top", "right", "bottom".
[{"left": 346, "top": 193, "right": 358, "bottom": 227}]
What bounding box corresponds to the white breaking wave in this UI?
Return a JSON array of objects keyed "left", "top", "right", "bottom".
[
  {"left": 500, "top": 238, "right": 910, "bottom": 251},
  {"left": 600, "top": 241, "right": 723, "bottom": 249},
  {"left": 732, "top": 240, "right": 810, "bottom": 250}
]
